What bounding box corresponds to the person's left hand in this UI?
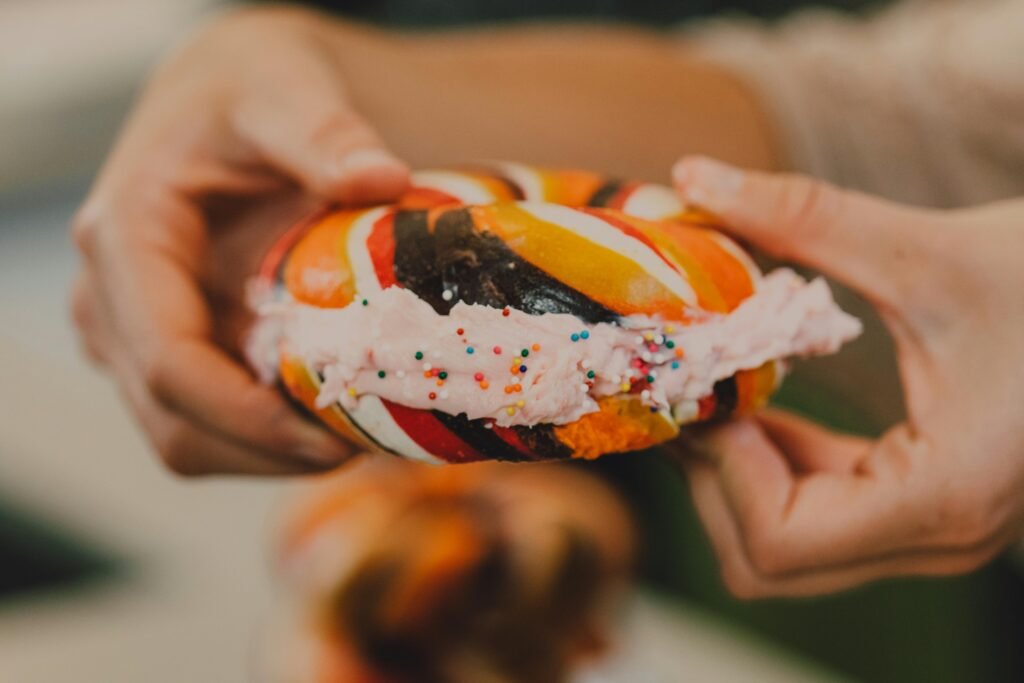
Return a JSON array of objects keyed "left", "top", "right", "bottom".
[{"left": 670, "top": 156, "right": 1024, "bottom": 597}]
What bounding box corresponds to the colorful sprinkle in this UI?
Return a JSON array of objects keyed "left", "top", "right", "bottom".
[
  {"left": 474, "top": 372, "right": 485, "bottom": 382},
  {"left": 502, "top": 307, "right": 510, "bottom": 317},
  {"left": 456, "top": 327, "right": 464, "bottom": 336},
  {"left": 513, "top": 383, "right": 522, "bottom": 393},
  {"left": 586, "top": 370, "right": 596, "bottom": 379},
  {"left": 504, "top": 385, "right": 515, "bottom": 394},
  {"left": 665, "top": 325, "right": 676, "bottom": 333},
  {"left": 641, "top": 390, "right": 651, "bottom": 400},
  {"left": 429, "top": 392, "right": 437, "bottom": 400},
  {"left": 654, "top": 334, "right": 665, "bottom": 345},
  {"left": 493, "top": 346, "right": 502, "bottom": 355},
  {"left": 665, "top": 340, "right": 676, "bottom": 349},
  {"left": 619, "top": 382, "right": 631, "bottom": 392},
  {"left": 520, "top": 349, "right": 529, "bottom": 357},
  {"left": 347, "top": 387, "right": 357, "bottom": 397},
  {"left": 671, "top": 361, "right": 680, "bottom": 370},
  {"left": 644, "top": 333, "right": 654, "bottom": 341},
  {"left": 570, "top": 333, "right": 580, "bottom": 342},
  {"left": 423, "top": 371, "right": 433, "bottom": 379},
  {"left": 531, "top": 343, "right": 541, "bottom": 352},
  {"left": 646, "top": 375, "right": 655, "bottom": 383},
  {"left": 438, "top": 371, "right": 448, "bottom": 380},
  {"left": 361, "top": 298, "right": 368, "bottom": 306},
  {"left": 519, "top": 365, "right": 527, "bottom": 373},
  {"left": 506, "top": 407, "right": 516, "bottom": 416},
  {"left": 516, "top": 400, "right": 525, "bottom": 408},
  {"left": 674, "top": 348, "right": 685, "bottom": 358},
  {"left": 479, "top": 380, "right": 490, "bottom": 389},
  {"left": 466, "top": 347, "right": 475, "bottom": 354},
  {"left": 377, "top": 370, "right": 386, "bottom": 379},
  {"left": 441, "top": 289, "right": 453, "bottom": 301},
  {"left": 414, "top": 351, "right": 424, "bottom": 360},
  {"left": 580, "top": 330, "right": 590, "bottom": 340},
  {"left": 436, "top": 379, "right": 445, "bottom": 386}
]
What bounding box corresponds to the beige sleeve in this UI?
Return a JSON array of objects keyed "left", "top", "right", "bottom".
[{"left": 685, "top": 0, "right": 1024, "bottom": 208}]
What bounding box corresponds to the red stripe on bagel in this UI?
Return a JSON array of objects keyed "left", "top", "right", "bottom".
[
  {"left": 381, "top": 400, "right": 486, "bottom": 463},
  {"left": 697, "top": 394, "right": 717, "bottom": 421},
  {"left": 366, "top": 211, "right": 399, "bottom": 288},
  {"left": 489, "top": 425, "right": 542, "bottom": 460}
]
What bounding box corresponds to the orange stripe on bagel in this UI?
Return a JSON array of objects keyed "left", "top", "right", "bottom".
[
  {"left": 595, "top": 210, "right": 730, "bottom": 313},
  {"left": 539, "top": 169, "right": 606, "bottom": 205},
  {"left": 398, "top": 186, "right": 461, "bottom": 210},
  {"left": 284, "top": 210, "right": 361, "bottom": 307},
  {"left": 471, "top": 203, "right": 691, "bottom": 320},
  {"left": 611, "top": 212, "right": 756, "bottom": 313},
  {"left": 734, "top": 362, "right": 777, "bottom": 414},
  {"left": 554, "top": 396, "right": 678, "bottom": 460}
]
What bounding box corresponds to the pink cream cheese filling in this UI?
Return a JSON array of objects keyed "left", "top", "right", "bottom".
[{"left": 249, "top": 269, "right": 861, "bottom": 428}]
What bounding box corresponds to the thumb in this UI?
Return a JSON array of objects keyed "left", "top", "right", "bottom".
[
  {"left": 672, "top": 156, "right": 928, "bottom": 307},
  {"left": 233, "top": 85, "right": 410, "bottom": 205}
]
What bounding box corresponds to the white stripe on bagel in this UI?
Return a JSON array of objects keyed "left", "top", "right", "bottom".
[
  {"left": 621, "top": 184, "right": 685, "bottom": 220},
  {"left": 491, "top": 162, "right": 545, "bottom": 201},
  {"left": 346, "top": 395, "right": 444, "bottom": 464},
  {"left": 345, "top": 206, "right": 389, "bottom": 294},
  {"left": 410, "top": 170, "right": 497, "bottom": 204},
  {"left": 518, "top": 202, "right": 698, "bottom": 306}
]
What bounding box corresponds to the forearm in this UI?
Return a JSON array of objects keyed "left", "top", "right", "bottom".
[{"left": 325, "top": 20, "right": 782, "bottom": 181}]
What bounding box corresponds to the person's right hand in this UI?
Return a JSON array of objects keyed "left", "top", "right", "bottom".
[
  {"left": 671, "top": 156, "right": 1024, "bottom": 597},
  {"left": 71, "top": 7, "right": 410, "bottom": 476}
]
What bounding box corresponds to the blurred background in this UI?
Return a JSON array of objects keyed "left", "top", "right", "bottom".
[{"left": 1, "top": 1, "right": 1022, "bottom": 682}]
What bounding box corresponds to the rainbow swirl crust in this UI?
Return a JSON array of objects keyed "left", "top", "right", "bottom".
[{"left": 252, "top": 164, "right": 859, "bottom": 463}]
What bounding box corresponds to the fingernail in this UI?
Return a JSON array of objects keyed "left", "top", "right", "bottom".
[
  {"left": 672, "top": 157, "right": 745, "bottom": 213},
  {"left": 331, "top": 148, "right": 407, "bottom": 179}
]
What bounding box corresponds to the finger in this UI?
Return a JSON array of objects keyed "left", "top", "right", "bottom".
[
  {"left": 135, "top": 387, "right": 337, "bottom": 477},
  {"left": 232, "top": 68, "right": 409, "bottom": 204},
  {"left": 757, "top": 409, "right": 868, "bottom": 475},
  {"left": 698, "top": 417, "right": 969, "bottom": 575},
  {"left": 69, "top": 271, "right": 110, "bottom": 368},
  {"left": 671, "top": 156, "right": 931, "bottom": 309},
  {"left": 92, "top": 196, "right": 353, "bottom": 468},
  {"left": 108, "top": 344, "right": 339, "bottom": 476},
  {"left": 680, "top": 457, "right": 1005, "bottom": 598},
  {"left": 145, "top": 337, "right": 355, "bottom": 467}
]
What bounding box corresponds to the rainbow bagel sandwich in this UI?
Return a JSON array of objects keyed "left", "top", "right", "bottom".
[{"left": 248, "top": 164, "right": 860, "bottom": 463}]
